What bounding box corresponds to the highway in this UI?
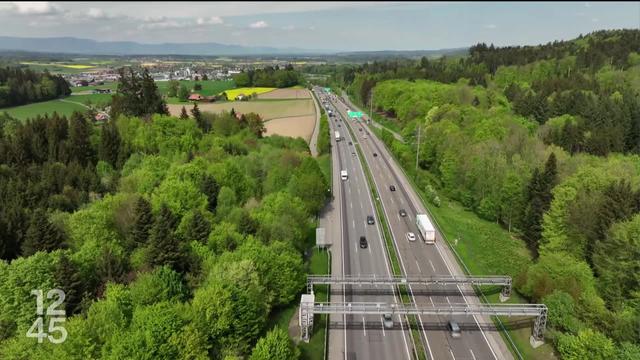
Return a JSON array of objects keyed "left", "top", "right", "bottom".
[
  {"left": 326, "top": 89, "right": 514, "bottom": 360},
  {"left": 313, "top": 87, "right": 415, "bottom": 360}
]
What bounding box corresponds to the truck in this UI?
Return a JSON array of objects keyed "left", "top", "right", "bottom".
[
  {"left": 335, "top": 131, "right": 341, "bottom": 141},
  {"left": 416, "top": 214, "right": 435, "bottom": 244}
]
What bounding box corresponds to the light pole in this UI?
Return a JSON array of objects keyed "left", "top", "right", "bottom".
[
  {"left": 368, "top": 90, "right": 373, "bottom": 125},
  {"left": 415, "top": 122, "right": 421, "bottom": 176}
]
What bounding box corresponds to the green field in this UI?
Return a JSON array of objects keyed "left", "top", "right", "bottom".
[
  {"left": 2, "top": 99, "right": 87, "bottom": 120},
  {"left": 70, "top": 82, "right": 118, "bottom": 93},
  {"left": 159, "top": 79, "right": 236, "bottom": 102}
]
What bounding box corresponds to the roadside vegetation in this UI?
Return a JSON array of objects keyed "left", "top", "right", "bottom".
[
  {"left": 0, "top": 68, "right": 329, "bottom": 359},
  {"left": 323, "top": 29, "right": 640, "bottom": 359}
]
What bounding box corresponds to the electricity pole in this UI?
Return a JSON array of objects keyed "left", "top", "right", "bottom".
[
  {"left": 415, "top": 123, "right": 421, "bottom": 175},
  {"left": 368, "top": 90, "right": 373, "bottom": 125}
]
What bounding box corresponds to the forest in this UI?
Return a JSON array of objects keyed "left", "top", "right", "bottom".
[
  {"left": 336, "top": 29, "right": 640, "bottom": 359},
  {"left": 233, "top": 65, "right": 303, "bottom": 88},
  {"left": 0, "top": 67, "right": 71, "bottom": 108},
  {"left": 0, "top": 69, "right": 327, "bottom": 359}
]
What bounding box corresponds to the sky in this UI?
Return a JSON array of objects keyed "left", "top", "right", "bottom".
[{"left": 0, "top": 1, "right": 638, "bottom": 51}]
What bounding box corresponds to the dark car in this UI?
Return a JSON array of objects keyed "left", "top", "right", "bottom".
[
  {"left": 338, "top": 124, "right": 341, "bottom": 127},
  {"left": 390, "top": 185, "right": 396, "bottom": 191},
  {"left": 373, "top": 153, "right": 378, "bottom": 157},
  {"left": 399, "top": 209, "right": 407, "bottom": 217},
  {"left": 367, "top": 215, "right": 375, "bottom": 225},
  {"left": 349, "top": 141, "right": 353, "bottom": 145},
  {"left": 359, "top": 128, "right": 363, "bottom": 132},
  {"left": 359, "top": 236, "right": 368, "bottom": 249}
]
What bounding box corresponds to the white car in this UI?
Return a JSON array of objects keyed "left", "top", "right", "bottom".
[{"left": 406, "top": 232, "right": 416, "bottom": 242}]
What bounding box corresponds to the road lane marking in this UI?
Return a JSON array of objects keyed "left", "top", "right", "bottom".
[
  {"left": 429, "top": 297, "right": 435, "bottom": 306},
  {"left": 380, "top": 317, "right": 386, "bottom": 336},
  {"left": 470, "top": 349, "right": 477, "bottom": 360},
  {"left": 352, "top": 220, "right": 355, "bottom": 229},
  {"left": 360, "top": 202, "right": 363, "bottom": 211},
  {"left": 415, "top": 260, "right": 421, "bottom": 272},
  {"left": 449, "top": 347, "right": 456, "bottom": 360},
  {"left": 446, "top": 297, "right": 451, "bottom": 305},
  {"left": 429, "top": 260, "right": 436, "bottom": 273},
  {"left": 362, "top": 316, "right": 367, "bottom": 337},
  {"left": 350, "top": 201, "right": 353, "bottom": 209}
]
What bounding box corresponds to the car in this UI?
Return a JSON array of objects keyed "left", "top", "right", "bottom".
[
  {"left": 406, "top": 232, "right": 416, "bottom": 242},
  {"left": 373, "top": 153, "right": 378, "bottom": 157},
  {"left": 390, "top": 185, "right": 396, "bottom": 191},
  {"left": 383, "top": 313, "right": 393, "bottom": 329},
  {"left": 448, "top": 320, "right": 461, "bottom": 338},
  {"left": 367, "top": 215, "right": 375, "bottom": 225},
  {"left": 399, "top": 209, "right": 407, "bottom": 217},
  {"left": 359, "top": 128, "right": 363, "bottom": 132},
  {"left": 348, "top": 141, "right": 352, "bottom": 145},
  {"left": 338, "top": 124, "right": 341, "bottom": 127},
  {"left": 352, "top": 152, "right": 356, "bottom": 156},
  {"left": 359, "top": 236, "right": 368, "bottom": 249}
]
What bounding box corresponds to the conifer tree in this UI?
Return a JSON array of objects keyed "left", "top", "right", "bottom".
[
  {"left": 185, "top": 210, "right": 210, "bottom": 243},
  {"left": 99, "top": 119, "right": 121, "bottom": 167},
  {"left": 69, "top": 111, "right": 93, "bottom": 166},
  {"left": 148, "top": 204, "right": 183, "bottom": 271},
  {"left": 131, "top": 197, "right": 154, "bottom": 247},
  {"left": 55, "top": 253, "right": 84, "bottom": 315},
  {"left": 180, "top": 106, "right": 189, "bottom": 119},
  {"left": 200, "top": 175, "right": 220, "bottom": 212},
  {"left": 21, "top": 209, "right": 65, "bottom": 256}
]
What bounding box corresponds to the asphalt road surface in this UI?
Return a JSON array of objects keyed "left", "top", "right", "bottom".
[
  {"left": 324, "top": 88, "right": 514, "bottom": 360},
  {"left": 314, "top": 88, "right": 415, "bottom": 360}
]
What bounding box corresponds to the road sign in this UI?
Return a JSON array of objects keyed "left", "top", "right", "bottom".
[
  {"left": 324, "top": 87, "right": 331, "bottom": 93},
  {"left": 348, "top": 111, "right": 363, "bottom": 118}
]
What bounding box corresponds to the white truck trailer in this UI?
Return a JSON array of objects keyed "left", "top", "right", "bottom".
[
  {"left": 416, "top": 214, "right": 435, "bottom": 244},
  {"left": 335, "top": 131, "right": 341, "bottom": 142}
]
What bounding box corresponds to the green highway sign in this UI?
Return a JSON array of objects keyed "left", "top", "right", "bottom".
[
  {"left": 348, "top": 111, "right": 364, "bottom": 118},
  {"left": 324, "top": 87, "right": 331, "bottom": 93}
]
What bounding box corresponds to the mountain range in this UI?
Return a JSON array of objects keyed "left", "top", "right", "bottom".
[
  {"left": 0, "top": 36, "right": 328, "bottom": 56},
  {"left": 0, "top": 36, "right": 467, "bottom": 58}
]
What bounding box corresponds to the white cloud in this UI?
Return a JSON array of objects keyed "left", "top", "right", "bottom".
[
  {"left": 591, "top": 17, "right": 599, "bottom": 22},
  {"left": 87, "top": 7, "right": 113, "bottom": 20},
  {"left": 8, "top": 1, "right": 61, "bottom": 15},
  {"left": 584, "top": 2, "right": 591, "bottom": 8},
  {"left": 138, "top": 17, "right": 188, "bottom": 30},
  {"left": 249, "top": 20, "right": 268, "bottom": 29},
  {"left": 196, "top": 16, "right": 224, "bottom": 25},
  {"left": 484, "top": 24, "right": 497, "bottom": 29},
  {"left": 282, "top": 25, "right": 295, "bottom": 31}
]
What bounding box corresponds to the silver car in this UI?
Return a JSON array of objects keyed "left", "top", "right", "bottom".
[
  {"left": 448, "top": 320, "right": 461, "bottom": 338},
  {"left": 383, "top": 313, "right": 393, "bottom": 329}
]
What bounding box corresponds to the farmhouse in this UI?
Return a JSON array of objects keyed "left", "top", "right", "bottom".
[{"left": 188, "top": 93, "right": 205, "bottom": 101}]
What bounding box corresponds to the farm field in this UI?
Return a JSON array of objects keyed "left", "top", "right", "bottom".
[
  {"left": 264, "top": 114, "right": 316, "bottom": 142},
  {"left": 257, "top": 88, "right": 311, "bottom": 99},
  {"left": 158, "top": 79, "right": 235, "bottom": 97},
  {"left": 223, "top": 87, "right": 277, "bottom": 99},
  {"left": 71, "top": 82, "right": 118, "bottom": 93},
  {"left": 2, "top": 99, "right": 87, "bottom": 120},
  {"left": 168, "top": 99, "right": 314, "bottom": 120}
]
